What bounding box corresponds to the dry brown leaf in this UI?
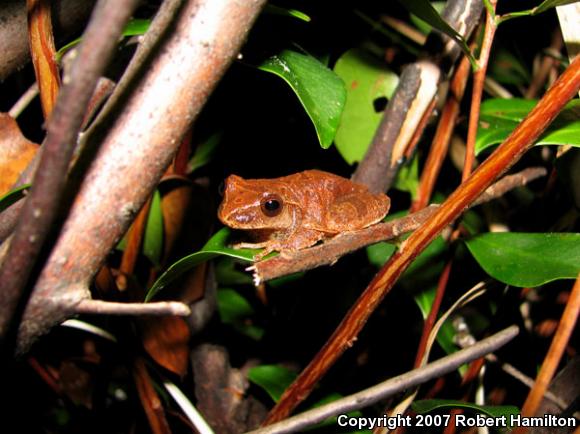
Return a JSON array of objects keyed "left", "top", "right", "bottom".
[
  {"left": 140, "top": 316, "right": 190, "bottom": 377},
  {"left": 0, "top": 113, "right": 38, "bottom": 194}
]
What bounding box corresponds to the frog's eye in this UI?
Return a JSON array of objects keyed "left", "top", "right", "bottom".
[{"left": 261, "top": 194, "right": 283, "bottom": 217}]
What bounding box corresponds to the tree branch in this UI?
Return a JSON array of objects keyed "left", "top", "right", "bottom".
[
  {"left": 352, "top": 0, "right": 483, "bottom": 194},
  {"left": 249, "top": 326, "right": 519, "bottom": 434},
  {"left": 0, "top": 0, "right": 140, "bottom": 352},
  {"left": 14, "top": 0, "right": 267, "bottom": 354},
  {"left": 263, "top": 54, "right": 580, "bottom": 424},
  {"left": 75, "top": 299, "right": 190, "bottom": 316},
  {"left": 0, "top": 0, "right": 95, "bottom": 81}
]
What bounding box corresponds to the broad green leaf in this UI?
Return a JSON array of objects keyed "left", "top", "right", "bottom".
[
  {"left": 188, "top": 132, "right": 222, "bottom": 174},
  {"left": 466, "top": 233, "right": 580, "bottom": 287},
  {"left": 57, "top": 19, "right": 151, "bottom": 60},
  {"left": 264, "top": 4, "right": 311, "bottom": 22},
  {"left": 146, "top": 228, "right": 256, "bottom": 301},
  {"left": 247, "top": 365, "right": 297, "bottom": 402},
  {"left": 476, "top": 99, "right": 580, "bottom": 154},
  {"left": 217, "top": 288, "right": 263, "bottom": 340},
  {"left": 333, "top": 48, "right": 399, "bottom": 164},
  {"left": 0, "top": 184, "right": 29, "bottom": 213},
  {"left": 413, "top": 399, "right": 519, "bottom": 421},
  {"left": 143, "top": 190, "right": 163, "bottom": 267},
  {"left": 259, "top": 50, "right": 346, "bottom": 149},
  {"left": 395, "top": 0, "right": 475, "bottom": 65}
]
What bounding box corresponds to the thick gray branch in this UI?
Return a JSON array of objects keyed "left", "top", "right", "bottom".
[
  {"left": 15, "top": 0, "right": 266, "bottom": 354},
  {"left": 0, "top": 0, "right": 140, "bottom": 352}
]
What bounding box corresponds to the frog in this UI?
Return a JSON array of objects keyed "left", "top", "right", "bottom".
[{"left": 217, "top": 170, "right": 390, "bottom": 260}]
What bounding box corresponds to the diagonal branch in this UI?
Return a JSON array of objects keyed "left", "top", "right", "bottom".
[
  {"left": 262, "top": 54, "right": 580, "bottom": 425},
  {"left": 249, "top": 326, "right": 519, "bottom": 434}
]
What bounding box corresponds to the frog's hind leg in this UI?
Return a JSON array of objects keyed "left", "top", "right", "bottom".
[
  {"left": 326, "top": 194, "right": 380, "bottom": 231},
  {"left": 281, "top": 229, "right": 325, "bottom": 253}
]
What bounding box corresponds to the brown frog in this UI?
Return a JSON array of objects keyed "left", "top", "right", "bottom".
[{"left": 218, "top": 170, "right": 390, "bottom": 260}]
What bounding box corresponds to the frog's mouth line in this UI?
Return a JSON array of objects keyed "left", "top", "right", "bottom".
[{"left": 230, "top": 228, "right": 279, "bottom": 243}]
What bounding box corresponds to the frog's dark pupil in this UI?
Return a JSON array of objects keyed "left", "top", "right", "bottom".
[
  {"left": 261, "top": 194, "right": 283, "bottom": 216},
  {"left": 264, "top": 199, "right": 280, "bottom": 211}
]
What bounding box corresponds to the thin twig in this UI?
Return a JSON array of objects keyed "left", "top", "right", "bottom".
[
  {"left": 414, "top": 260, "right": 453, "bottom": 368},
  {"left": 8, "top": 83, "right": 39, "bottom": 118},
  {"left": 463, "top": 0, "right": 497, "bottom": 182},
  {"left": 248, "top": 326, "right": 519, "bottom": 434},
  {"left": 514, "top": 274, "right": 580, "bottom": 434},
  {"left": 412, "top": 52, "right": 471, "bottom": 212},
  {"left": 380, "top": 15, "right": 427, "bottom": 45},
  {"left": 75, "top": 299, "right": 190, "bottom": 316},
  {"left": 382, "top": 282, "right": 489, "bottom": 434},
  {"left": 262, "top": 55, "right": 580, "bottom": 424},
  {"left": 0, "top": 0, "right": 140, "bottom": 351}
]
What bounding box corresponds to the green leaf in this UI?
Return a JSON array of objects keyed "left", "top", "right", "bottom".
[
  {"left": 366, "top": 242, "right": 397, "bottom": 267},
  {"left": 333, "top": 48, "right": 399, "bottom": 164},
  {"left": 393, "top": 154, "right": 420, "bottom": 198},
  {"left": 395, "top": 0, "right": 475, "bottom": 65},
  {"left": 217, "top": 288, "right": 264, "bottom": 340},
  {"left": 188, "top": 132, "right": 222, "bottom": 174},
  {"left": 466, "top": 233, "right": 580, "bottom": 287},
  {"left": 409, "top": 2, "right": 446, "bottom": 34},
  {"left": 217, "top": 288, "right": 254, "bottom": 322},
  {"left": 215, "top": 259, "right": 254, "bottom": 285},
  {"left": 476, "top": 99, "right": 580, "bottom": 154},
  {"left": 535, "top": 0, "right": 580, "bottom": 14},
  {"left": 247, "top": 365, "right": 297, "bottom": 402},
  {"left": 500, "top": 0, "right": 579, "bottom": 22},
  {"left": 146, "top": 228, "right": 256, "bottom": 301},
  {"left": 413, "top": 399, "right": 519, "bottom": 421},
  {"left": 57, "top": 18, "right": 151, "bottom": 60},
  {"left": 263, "top": 4, "right": 311, "bottom": 22},
  {"left": 143, "top": 190, "right": 163, "bottom": 267},
  {"left": 259, "top": 50, "right": 346, "bottom": 149},
  {"left": 0, "top": 184, "right": 30, "bottom": 213}
]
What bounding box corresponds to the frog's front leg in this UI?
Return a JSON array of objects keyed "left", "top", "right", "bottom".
[
  {"left": 276, "top": 228, "right": 325, "bottom": 257},
  {"left": 245, "top": 228, "right": 325, "bottom": 261}
]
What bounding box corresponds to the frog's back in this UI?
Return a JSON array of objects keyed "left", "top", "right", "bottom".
[{"left": 285, "top": 170, "right": 390, "bottom": 233}]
